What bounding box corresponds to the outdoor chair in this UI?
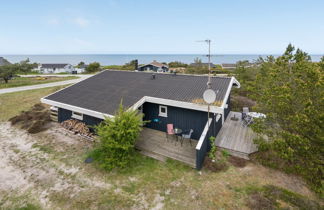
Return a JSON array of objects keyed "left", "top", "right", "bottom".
[
  {"left": 166, "top": 124, "right": 175, "bottom": 141},
  {"left": 181, "top": 129, "right": 194, "bottom": 146},
  {"left": 242, "top": 107, "right": 249, "bottom": 120},
  {"left": 242, "top": 115, "right": 253, "bottom": 127}
]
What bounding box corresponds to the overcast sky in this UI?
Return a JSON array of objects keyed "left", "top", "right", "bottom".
[{"left": 0, "top": 0, "right": 323, "bottom": 54}]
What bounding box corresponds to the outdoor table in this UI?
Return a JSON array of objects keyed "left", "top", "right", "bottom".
[
  {"left": 173, "top": 128, "right": 182, "bottom": 145},
  {"left": 247, "top": 112, "right": 266, "bottom": 119}
]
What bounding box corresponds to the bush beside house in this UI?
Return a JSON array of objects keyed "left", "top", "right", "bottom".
[{"left": 91, "top": 103, "right": 145, "bottom": 170}]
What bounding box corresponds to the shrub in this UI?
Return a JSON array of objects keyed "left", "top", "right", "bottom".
[
  {"left": 85, "top": 62, "right": 101, "bottom": 73},
  {"left": 208, "top": 136, "right": 216, "bottom": 160},
  {"left": 91, "top": 103, "right": 144, "bottom": 170},
  {"left": 250, "top": 45, "right": 324, "bottom": 193}
]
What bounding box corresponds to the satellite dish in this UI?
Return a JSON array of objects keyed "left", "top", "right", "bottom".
[{"left": 203, "top": 89, "right": 216, "bottom": 104}]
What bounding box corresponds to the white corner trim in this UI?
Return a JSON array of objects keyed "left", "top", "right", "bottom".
[
  {"left": 196, "top": 118, "right": 213, "bottom": 150},
  {"left": 222, "top": 109, "right": 225, "bottom": 124},
  {"left": 41, "top": 98, "right": 113, "bottom": 119},
  {"left": 232, "top": 77, "right": 240, "bottom": 88},
  {"left": 129, "top": 96, "right": 146, "bottom": 111},
  {"left": 216, "top": 114, "right": 221, "bottom": 122},
  {"left": 221, "top": 76, "right": 240, "bottom": 108}
]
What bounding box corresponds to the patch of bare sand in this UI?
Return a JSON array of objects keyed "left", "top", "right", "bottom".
[
  {"left": 196, "top": 161, "right": 319, "bottom": 209},
  {"left": 0, "top": 122, "right": 111, "bottom": 209},
  {"left": 239, "top": 163, "right": 313, "bottom": 198}
]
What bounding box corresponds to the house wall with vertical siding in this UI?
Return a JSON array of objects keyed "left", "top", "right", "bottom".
[
  {"left": 57, "top": 98, "right": 227, "bottom": 141},
  {"left": 58, "top": 108, "right": 103, "bottom": 131},
  {"left": 138, "top": 65, "right": 168, "bottom": 72},
  {"left": 224, "top": 94, "right": 231, "bottom": 120},
  {"left": 142, "top": 102, "right": 223, "bottom": 140},
  {"left": 138, "top": 64, "right": 158, "bottom": 71}
]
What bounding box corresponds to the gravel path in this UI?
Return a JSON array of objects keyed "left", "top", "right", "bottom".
[{"left": 0, "top": 75, "right": 92, "bottom": 94}]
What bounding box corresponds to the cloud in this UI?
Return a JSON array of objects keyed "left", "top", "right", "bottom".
[
  {"left": 73, "top": 38, "right": 93, "bottom": 47},
  {"left": 72, "top": 17, "right": 90, "bottom": 27},
  {"left": 47, "top": 18, "right": 60, "bottom": 25}
]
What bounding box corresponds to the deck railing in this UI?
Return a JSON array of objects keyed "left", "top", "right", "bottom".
[{"left": 195, "top": 118, "right": 213, "bottom": 170}]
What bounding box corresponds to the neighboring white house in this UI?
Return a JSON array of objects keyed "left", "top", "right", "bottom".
[{"left": 36, "top": 63, "right": 84, "bottom": 74}]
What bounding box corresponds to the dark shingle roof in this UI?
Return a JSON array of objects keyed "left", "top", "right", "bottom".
[
  {"left": 41, "top": 64, "right": 69, "bottom": 68},
  {"left": 45, "top": 71, "right": 233, "bottom": 115},
  {"left": 150, "top": 61, "right": 168, "bottom": 68},
  {"left": 0, "top": 57, "right": 11, "bottom": 66},
  {"left": 140, "top": 61, "right": 168, "bottom": 68}
]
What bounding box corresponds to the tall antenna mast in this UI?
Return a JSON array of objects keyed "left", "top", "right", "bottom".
[{"left": 197, "top": 39, "right": 212, "bottom": 89}]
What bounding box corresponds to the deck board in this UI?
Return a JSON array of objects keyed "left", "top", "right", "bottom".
[
  {"left": 136, "top": 128, "right": 197, "bottom": 167},
  {"left": 215, "top": 111, "right": 258, "bottom": 159}
]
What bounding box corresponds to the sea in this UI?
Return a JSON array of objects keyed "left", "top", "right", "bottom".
[{"left": 1, "top": 54, "right": 323, "bottom": 66}]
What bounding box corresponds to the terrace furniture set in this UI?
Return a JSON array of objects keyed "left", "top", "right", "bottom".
[
  {"left": 166, "top": 123, "right": 194, "bottom": 146},
  {"left": 241, "top": 107, "right": 266, "bottom": 126}
]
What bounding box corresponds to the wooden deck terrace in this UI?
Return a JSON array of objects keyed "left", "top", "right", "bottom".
[
  {"left": 136, "top": 128, "right": 197, "bottom": 168},
  {"left": 215, "top": 111, "right": 258, "bottom": 159}
]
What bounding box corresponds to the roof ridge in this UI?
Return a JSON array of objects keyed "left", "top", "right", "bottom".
[{"left": 103, "top": 69, "right": 232, "bottom": 79}]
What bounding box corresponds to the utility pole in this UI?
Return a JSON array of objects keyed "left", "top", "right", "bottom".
[
  {"left": 197, "top": 39, "right": 212, "bottom": 89},
  {"left": 207, "top": 39, "right": 211, "bottom": 89}
]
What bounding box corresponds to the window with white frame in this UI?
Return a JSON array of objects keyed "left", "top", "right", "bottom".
[
  {"left": 72, "top": 111, "right": 83, "bottom": 120},
  {"left": 159, "top": 105, "right": 168, "bottom": 117}
]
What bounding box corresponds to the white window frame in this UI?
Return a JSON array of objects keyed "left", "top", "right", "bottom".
[
  {"left": 72, "top": 111, "right": 83, "bottom": 120},
  {"left": 159, "top": 105, "right": 168, "bottom": 117}
]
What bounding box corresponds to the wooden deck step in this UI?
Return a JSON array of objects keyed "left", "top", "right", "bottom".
[
  {"left": 138, "top": 150, "right": 167, "bottom": 162},
  {"left": 136, "top": 144, "right": 196, "bottom": 168},
  {"left": 136, "top": 128, "right": 197, "bottom": 168},
  {"left": 218, "top": 147, "right": 250, "bottom": 160}
]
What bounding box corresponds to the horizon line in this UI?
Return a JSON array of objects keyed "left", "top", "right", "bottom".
[{"left": 1, "top": 53, "right": 323, "bottom": 56}]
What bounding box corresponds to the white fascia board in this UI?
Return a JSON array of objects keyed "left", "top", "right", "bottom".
[
  {"left": 41, "top": 98, "right": 113, "bottom": 119},
  {"left": 232, "top": 77, "right": 241, "bottom": 88},
  {"left": 129, "top": 96, "right": 146, "bottom": 111},
  {"left": 129, "top": 96, "right": 224, "bottom": 114},
  {"left": 221, "top": 76, "right": 241, "bottom": 108},
  {"left": 196, "top": 118, "right": 213, "bottom": 150},
  {"left": 222, "top": 108, "right": 225, "bottom": 124}
]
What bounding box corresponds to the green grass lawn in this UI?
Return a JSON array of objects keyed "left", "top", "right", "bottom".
[
  {"left": 0, "top": 76, "right": 78, "bottom": 89},
  {"left": 0, "top": 85, "right": 321, "bottom": 209},
  {"left": 0, "top": 85, "right": 68, "bottom": 121}
]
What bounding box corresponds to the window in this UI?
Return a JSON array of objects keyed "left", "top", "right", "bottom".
[
  {"left": 159, "top": 105, "right": 167, "bottom": 117},
  {"left": 72, "top": 111, "right": 83, "bottom": 120}
]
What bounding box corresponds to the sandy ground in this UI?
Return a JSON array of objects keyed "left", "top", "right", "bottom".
[
  {"left": 0, "top": 122, "right": 320, "bottom": 209},
  {"left": 0, "top": 122, "right": 113, "bottom": 209}
]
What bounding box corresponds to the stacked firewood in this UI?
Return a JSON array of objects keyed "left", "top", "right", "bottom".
[{"left": 61, "top": 119, "right": 93, "bottom": 138}]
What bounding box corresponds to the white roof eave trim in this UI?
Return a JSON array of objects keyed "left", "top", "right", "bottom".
[
  {"left": 221, "top": 76, "right": 240, "bottom": 108},
  {"left": 41, "top": 98, "right": 113, "bottom": 119},
  {"left": 129, "top": 96, "right": 224, "bottom": 114}
]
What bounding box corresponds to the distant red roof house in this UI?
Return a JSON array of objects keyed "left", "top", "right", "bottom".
[{"left": 138, "top": 60, "right": 169, "bottom": 72}]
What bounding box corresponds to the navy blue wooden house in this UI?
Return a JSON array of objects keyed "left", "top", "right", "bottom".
[
  {"left": 41, "top": 70, "right": 240, "bottom": 169},
  {"left": 138, "top": 60, "right": 169, "bottom": 72}
]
